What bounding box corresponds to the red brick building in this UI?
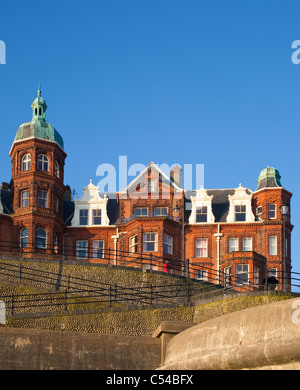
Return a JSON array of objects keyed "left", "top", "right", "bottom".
[{"left": 0, "top": 88, "right": 293, "bottom": 290}]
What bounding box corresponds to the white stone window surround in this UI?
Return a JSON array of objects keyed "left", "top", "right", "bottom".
[
  {"left": 226, "top": 184, "right": 255, "bottom": 223},
  {"left": 189, "top": 186, "right": 215, "bottom": 224},
  {"left": 71, "top": 180, "right": 110, "bottom": 227}
]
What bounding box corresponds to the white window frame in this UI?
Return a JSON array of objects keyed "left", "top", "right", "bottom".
[
  {"left": 76, "top": 240, "right": 88, "bottom": 259},
  {"left": 163, "top": 234, "right": 173, "bottom": 255},
  {"left": 129, "top": 235, "right": 138, "bottom": 253},
  {"left": 37, "top": 154, "right": 49, "bottom": 172},
  {"left": 154, "top": 207, "right": 168, "bottom": 216},
  {"left": 236, "top": 264, "right": 249, "bottom": 286},
  {"left": 256, "top": 206, "right": 262, "bottom": 220},
  {"left": 92, "top": 240, "right": 104, "bottom": 259},
  {"left": 21, "top": 154, "right": 31, "bottom": 171},
  {"left": 243, "top": 237, "right": 252, "bottom": 252},
  {"left": 253, "top": 265, "right": 259, "bottom": 286},
  {"left": 148, "top": 178, "right": 158, "bottom": 193},
  {"left": 229, "top": 238, "right": 239, "bottom": 252},
  {"left": 54, "top": 233, "right": 58, "bottom": 254},
  {"left": 196, "top": 206, "right": 208, "bottom": 223},
  {"left": 92, "top": 209, "right": 102, "bottom": 225},
  {"left": 37, "top": 190, "right": 48, "bottom": 208},
  {"left": 235, "top": 205, "right": 246, "bottom": 221},
  {"left": 195, "top": 238, "right": 208, "bottom": 258},
  {"left": 20, "top": 228, "right": 29, "bottom": 248},
  {"left": 36, "top": 228, "right": 47, "bottom": 249},
  {"left": 54, "top": 161, "right": 60, "bottom": 178},
  {"left": 79, "top": 209, "right": 88, "bottom": 226},
  {"left": 21, "top": 190, "right": 29, "bottom": 208},
  {"left": 269, "top": 204, "right": 276, "bottom": 219},
  {"left": 134, "top": 207, "right": 148, "bottom": 217},
  {"left": 143, "top": 232, "right": 158, "bottom": 252},
  {"left": 269, "top": 236, "right": 277, "bottom": 255}
]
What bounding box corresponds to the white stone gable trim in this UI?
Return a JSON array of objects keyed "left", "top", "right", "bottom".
[
  {"left": 71, "top": 180, "right": 110, "bottom": 226},
  {"left": 226, "top": 184, "right": 255, "bottom": 223},
  {"left": 189, "top": 186, "right": 215, "bottom": 224}
]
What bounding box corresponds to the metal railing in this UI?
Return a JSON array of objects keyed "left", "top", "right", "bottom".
[{"left": 0, "top": 237, "right": 298, "bottom": 294}]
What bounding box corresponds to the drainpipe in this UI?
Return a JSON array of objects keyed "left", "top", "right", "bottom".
[
  {"left": 111, "top": 228, "right": 127, "bottom": 265},
  {"left": 214, "top": 224, "right": 223, "bottom": 284}
]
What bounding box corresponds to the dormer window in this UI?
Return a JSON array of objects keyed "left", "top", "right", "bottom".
[
  {"left": 226, "top": 184, "right": 255, "bottom": 223},
  {"left": 196, "top": 206, "right": 208, "bottom": 222},
  {"left": 235, "top": 205, "right": 246, "bottom": 221},
  {"left": 189, "top": 187, "right": 215, "bottom": 224},
  {"left": 70, "top": 180, "right": 110, "bottom": 227},
  {"left": 21, "top": 154, "right": 31, "bottom": 171},
  {"left": 38, "top": 154, "right": 49, "bottom": 172},
  {"left": 92, "top": 209, "right": 101, "bottom": 225}
]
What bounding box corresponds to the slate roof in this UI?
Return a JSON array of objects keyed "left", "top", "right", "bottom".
[
  {"left": 0, "top": 189, "right": 13, "bottom": 214},
  {"left": 63, "top": 193, "right": 119, "bottom": 226},
  {"left": 184, "top": 189, "right": 252, "bottom": 223},
  {"left": 0, "top": 187, "right": 252, "bottom": 225}
]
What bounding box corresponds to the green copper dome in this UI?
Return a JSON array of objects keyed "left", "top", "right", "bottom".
[
  {"left": 13, "top": 84, "right": 64, "bottom": 150},
  {"left": 256, "top": 166, "right": 282, "bottom": 190}
]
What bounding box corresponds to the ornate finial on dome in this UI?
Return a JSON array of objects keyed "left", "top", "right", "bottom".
[
  {"left": 38, "top": 82, "right": 41, "bottom": 97},
  {"left": 31, "top": 84, "right": 47, "bottom": 121}
]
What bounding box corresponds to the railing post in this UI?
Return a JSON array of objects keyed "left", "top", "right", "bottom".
[
  {"left": 149, "top": 254, "right": 152, "bottom": 271},
  {"left": 109, "top": 286, "right": 112, "bottom": 307},
  {"left": 64, "top": 290, "right": 68, "bottom": 311},
  {"left": 150, "top": 284, "right": 153, "bottom": 305},
  {"left": 114, "top": 283, "right": 117, "bottom": 301},
  {"left": 186, "top": 258, "right": 190, "bottom": 279},
  {"left": 11, "top": 294, "right": 14, "bottom": 315},
  {"left": 67, "top": 274, "right": 71, "bottom": 292},
  {"left": 19, "top": 264, "right": 22, "bottom": 284},
  {"left": 108, "top": 248, "right": 110, "bottom": 265},
  {"left": 186, "top": 279, "right": 190, "bottom": 303}
]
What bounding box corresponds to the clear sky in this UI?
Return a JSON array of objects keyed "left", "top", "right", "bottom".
[{"left": 1, "top": 1, "right": 300, "bottom": 278}]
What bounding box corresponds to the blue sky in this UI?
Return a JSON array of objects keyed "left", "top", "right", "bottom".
[{"left": 1, "top": 1, "right": 300, "bottom": 276}]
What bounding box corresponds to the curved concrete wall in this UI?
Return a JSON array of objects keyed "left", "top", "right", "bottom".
[{"left": 160, "top": 297, "right": 300, "bottom": 370}]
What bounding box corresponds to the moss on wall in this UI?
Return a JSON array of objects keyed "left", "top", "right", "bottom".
[
  {"left": 2, "top": 293, "right": 292, "bottom": 337},
  {"left": 0, "top": 258, "right": 293, "bottom": 337}
]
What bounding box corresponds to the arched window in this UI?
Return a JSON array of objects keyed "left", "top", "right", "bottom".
[
  {"left": 21, "top": 154, "right": 31, "bottom": 171},
  {"left": 20, "top": 228, "right": 28, "bottom": 248},
  {"left": 54, "top": 161, "right": 59, "bottom": 178},
  {"left": 54, "top": 233, "right": 58, "bottom": 254},
  {"left": 36, "top": 228, "right": 47, "bottom": 249},
  {"left": 37, "top": 154, "right": 49, "bottom": 172}
]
